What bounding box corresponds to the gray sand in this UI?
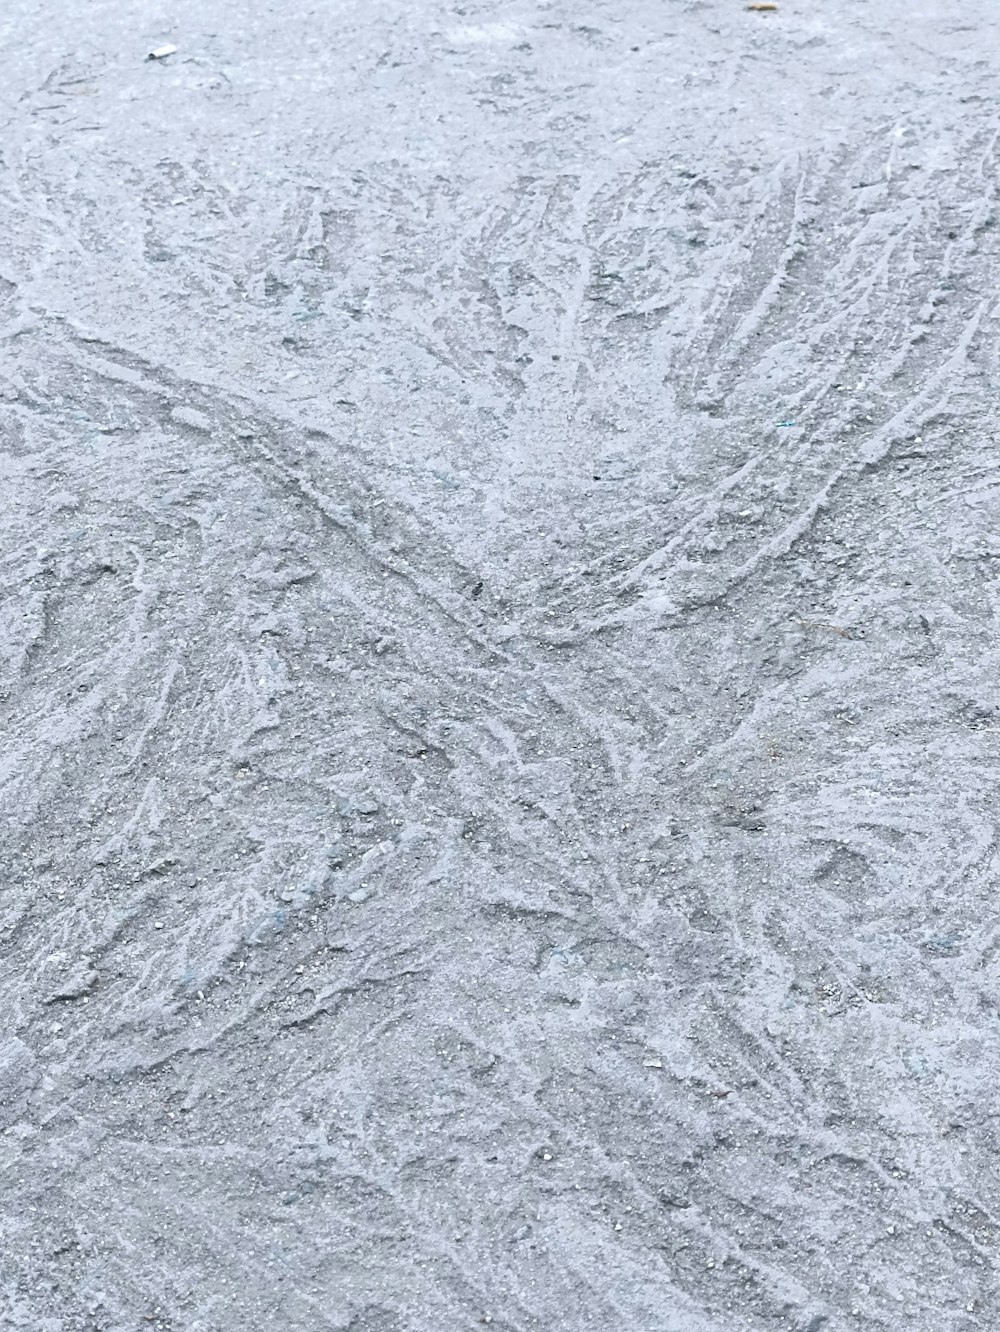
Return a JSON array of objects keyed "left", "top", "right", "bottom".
[{"left": 1, "top": 1, "right": 998, "bottom": 1328}]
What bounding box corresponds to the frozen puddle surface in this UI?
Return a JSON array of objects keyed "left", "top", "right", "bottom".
[{"left": 1, "top": 2, "right": 998, "bottom": 1329}]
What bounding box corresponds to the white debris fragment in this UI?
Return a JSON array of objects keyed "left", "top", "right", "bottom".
[{"left": 170, "top": 405, "right": 211, "bottom": 432}]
